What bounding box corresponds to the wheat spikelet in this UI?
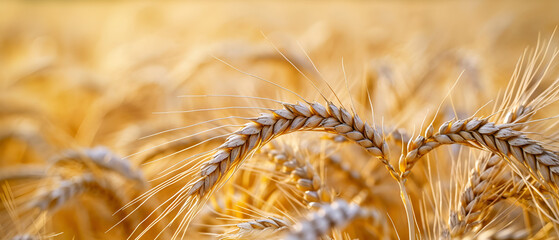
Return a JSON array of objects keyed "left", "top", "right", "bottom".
[
  {"left": 236, "top": 217, "right": 289, "bottom": 232},
  {"left": 221, "top": 217, "right": 289, "bottom": 239},
  {"left": 323, "top": 152, "right": 375, "bottom": 191},
  {"left": 30, "top": 174, "right": 112, "bottom": 211},
  {"left": 284, "top": 199, "right": 382, "bottom": 240},
  {"left": 28, "top": 173, "right": 139, "bottom": 236},
  {"left": 50, "top": 147, "right": 146, "bottom": 186},
  {"left": 262, "top": 142, "right": 333, "bottom": 205}
]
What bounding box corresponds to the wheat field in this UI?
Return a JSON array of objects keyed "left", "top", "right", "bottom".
[{"left": 2, "top": 1, "right": 559, "bottom": 239}]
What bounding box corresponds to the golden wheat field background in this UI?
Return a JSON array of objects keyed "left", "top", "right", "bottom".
[{"left": 2, "top": 1, "right": 559, "bottom": 239}]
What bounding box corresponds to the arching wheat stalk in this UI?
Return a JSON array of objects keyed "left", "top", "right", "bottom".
[{"left": 136, "top": 101, "right": 396, "bottom": 239}]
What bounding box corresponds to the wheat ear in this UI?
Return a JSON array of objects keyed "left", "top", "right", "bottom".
[
  {"left": 263, "top": 143, "right": 333, "bottom": 205},
  {"left": 450, "top": 106, "right": 535, "bottom": 236},
  {"left": 31, "top": 175, "right": 97, "bottom": 211},
  {"left": 400, "top": 118, "right": 559, "bottom": 190},
  {"left": 265, "top": 141, "right": 376, "bottom": 202},
  {"left": 325, "top": 152, "right": 376, "bottom": 191},
  {"left": 188, "top": 101, "right": 393, "bottom": 198},
  {"left": 30, "top": 174, "right": 120, "bottom": 211},
  {"left": 449, "top": 155, "right": 547, "bottom": 238},
  {"left": 153, "top": 101, "right": 393, "bottom": 239},
  {"left": 30, "top": 174, "right": 137, "bottom": 234},
  {"left": 221, "top": 217, "right": 289, "bottom": 239},
  {"left": 285, "top": 199, "right": 381, "bottom": 240},
  {"left": 236, "top": 217, "right": 289, "bottom": 232},
  {"left": 449, "top": 154, "right": 510, "bottom": 236},
  {"left": 271, "top": 136, "right": 375, "bottom": 192},
  {"left": 51, "top": 147, "right": 146, "bottom": 186}
]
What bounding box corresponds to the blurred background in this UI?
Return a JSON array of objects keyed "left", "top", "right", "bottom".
[{"left": 1, "top": 1, "right": 559, "bottom": 239}]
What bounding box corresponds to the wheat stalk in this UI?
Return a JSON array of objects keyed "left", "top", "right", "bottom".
[
  {"left": 136, "top": 101, "right": 396, "bottom": 239},
  {"left": 153, "top": 101, "right": 395, "bottom": 238}
]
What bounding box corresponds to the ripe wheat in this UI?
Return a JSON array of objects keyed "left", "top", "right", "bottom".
[{"left": 2, "top": 2, "right": 559, "bottom": 240}]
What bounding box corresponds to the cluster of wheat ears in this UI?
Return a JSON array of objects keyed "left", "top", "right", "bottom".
[{"left": 2, "top": 2, "right": 559, "bottom": 240}]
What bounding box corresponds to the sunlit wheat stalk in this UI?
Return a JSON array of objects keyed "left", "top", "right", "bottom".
[{"left": 142, "top": 101, "right": 397, "bottom": 239}]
